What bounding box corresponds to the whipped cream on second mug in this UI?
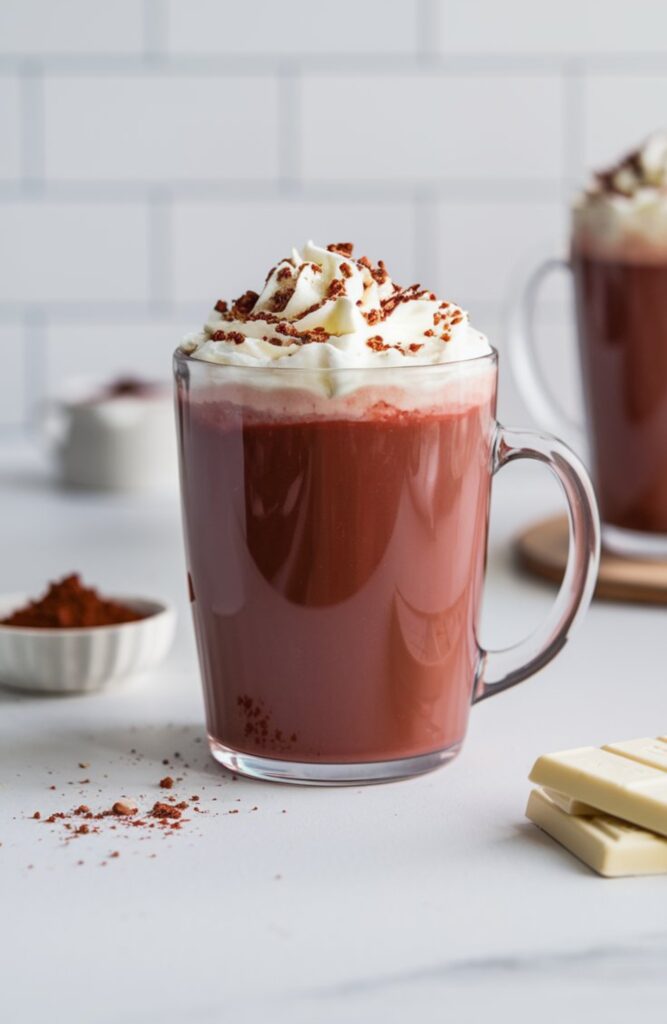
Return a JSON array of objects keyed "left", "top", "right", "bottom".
[
  {"left": 573, "top": 131, "right": 667, "bottom": 262},
  {"left": 182, "top": 241, "right": 491, "bottom": 370}
]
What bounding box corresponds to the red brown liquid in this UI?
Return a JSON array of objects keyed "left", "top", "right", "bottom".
[
  {"left": 176, "top": 384, "right": 495, "bottom": 764},
  {"left": 573, "top": 250, "right": 667, "bottom": 534}
]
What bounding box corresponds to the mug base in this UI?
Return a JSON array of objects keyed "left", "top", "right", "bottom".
[
  {"left": 602, "top": 523, "right": 667, "bottom": 561},
  {"left": 208, "top": 736, "right": 462, "bottom": 786}
]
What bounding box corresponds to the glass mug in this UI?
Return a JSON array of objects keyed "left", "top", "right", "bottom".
[
  {"left": 174, "top": 348, "right": 599, "bottom": 785},
  {"left": 509, "top": 242, "right": 667, "bottom": 559}
]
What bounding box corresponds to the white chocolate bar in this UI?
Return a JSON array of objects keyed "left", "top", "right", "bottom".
[
  {"left": 542, "top": 787, "right": 598, "bottom": 816},
  {"left": 526, "top": 788, "right": 667, "bottom": 877},
  {"left": 541, "top": 738, "right": 667, "bottom": 817},
  {"left": 529, "top": 743, "right": 667, "bottom": 838},
  {"left": 603, "top": 736, "right": 667, "bottom": 772}
]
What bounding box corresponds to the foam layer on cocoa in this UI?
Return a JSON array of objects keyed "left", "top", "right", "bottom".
[{"left": 179, "top": 357, "right": 497, "bottom": 424}]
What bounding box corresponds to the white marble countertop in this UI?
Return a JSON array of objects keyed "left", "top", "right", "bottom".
[{"left": 1, "top": 440, "right": 666, "bottom": 1024}]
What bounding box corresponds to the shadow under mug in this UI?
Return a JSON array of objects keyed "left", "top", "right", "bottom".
[
  {"left": 509, "top": 252, "right": 667, "bottom": 559},
  {"left": 175, "top": 349, "right": 600, "bottom": 785}
]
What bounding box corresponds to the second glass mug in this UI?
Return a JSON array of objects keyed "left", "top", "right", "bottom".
[
  {"left": 509, "top": 242, "right": 667, "bottom": 559},
  {"left": 175, "top": 348, "right": 599, "bottom": 785}
]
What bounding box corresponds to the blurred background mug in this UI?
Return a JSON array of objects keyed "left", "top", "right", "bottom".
[{"left": 509, "top": 226, "right": 667, "bottom": 561}]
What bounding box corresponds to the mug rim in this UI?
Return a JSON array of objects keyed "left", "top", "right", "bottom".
[{"left": 173, "top": 345, "right": 498, "bottom": 374}]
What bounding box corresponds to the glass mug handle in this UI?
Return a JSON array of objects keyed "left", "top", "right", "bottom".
[
  {"left": 473, "top": 424, "right": 600, "bottom": 702},
  {"left": 508, "top": 258, "right": 583, "bottom": 438}
]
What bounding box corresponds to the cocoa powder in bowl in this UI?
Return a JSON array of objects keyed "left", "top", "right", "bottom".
[{"left": 1, "top": 574, "right": 146, "bottom": 629}]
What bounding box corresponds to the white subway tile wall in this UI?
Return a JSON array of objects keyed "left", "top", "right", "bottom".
[
  {"left": 0, "top": 327, "right": 25, "bottom": 427},
  {"left": 2, "top": 0, "right": 666, "bottom": 428},
  {"left": 1, "top": 202, "right": 150, "bottom": 304},
  {"left": 170, "top": 199, "right": 418, "bottom": 305},
  {"left": 300, "top": 75, "right": 566, "bottom": 183},
  {"left": 0, "top": 1, "right": 144, "bottom": 56},
  {"left": 165, "top": 0, "right": 418, "bottom": 55},
  {"left": 44, "top": 322, "right": 196, "bottom": 396},
  {"left": 44, "top": 76, "right": 281, "bottom": 182},
  {"left": 433, "top": 0, "right": 667, "bottom": 56},
  {"left": 434, "top": 200, "right": 566, "bottom": 306},
  {"left": 0, "top": 77, "right": 21, "bottom": 180},
  {"left": 583, "top": 75, "right": 667, "bottom": 168}
]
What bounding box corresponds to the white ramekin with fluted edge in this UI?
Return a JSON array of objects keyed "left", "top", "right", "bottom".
[{"left": 0, "top": 595, "right": 176, "bottom": 694}]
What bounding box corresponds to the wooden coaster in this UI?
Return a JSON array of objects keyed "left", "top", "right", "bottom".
[{"left": 515, "top": 515, "right": 667, "bottom": 605}]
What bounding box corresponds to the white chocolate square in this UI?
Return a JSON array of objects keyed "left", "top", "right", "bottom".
[
  {"left": 526, "top": 788, "right": 667, "bottom": 877},
  {"left": 528, "top": 744, "right": 667, "bottom": 837},
  {"left": 542, "top": 787, "right": 598, "bottom": 816},
  {"left": 603, "top": 737, "right": 667, "bottom": 773}
]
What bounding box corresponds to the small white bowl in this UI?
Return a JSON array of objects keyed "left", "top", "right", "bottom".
[{"left": 0, "top": 595, "right": 176, "bottom": 694}]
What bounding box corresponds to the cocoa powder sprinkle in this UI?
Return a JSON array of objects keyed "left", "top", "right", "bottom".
[
  {"left": 266, "top": 287, "right": 295, "bottom": 313},
  {"left": 293, "top": 300, "right": 324, "bottom": 322},
  {"left": 326, "top": 279, "right": 345, "bottom": 299},
  {"left": 150, "top": 802, "right": 182, "bottom": 820},
  {"left": 231, "top": 290, "right": 259, "bottom": 317},
  {"left": 326, "top": 242, "right": 354, "bottom": 257},
  {"left": 197, "top": 245, "right": 466, "bottom": 360},
  {"left": 210, "top": 330, "right": 245, "bottom": 345}
]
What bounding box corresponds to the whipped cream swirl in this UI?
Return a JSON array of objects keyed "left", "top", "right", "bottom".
[
  {"left": 181, "top": 242, "right": 491, "bottom": 369},
  {"left": 573, "top": 132, "right": 667, "bottom": 261}
]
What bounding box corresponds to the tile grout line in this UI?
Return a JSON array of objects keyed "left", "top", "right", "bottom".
[
  {"left": 0, "top": 180, "right": 569, "bottom": 203},
  {"left": 563, "top": 58, "right": 586, "bottom": 190},
  {"left": 142, "top": 0, "right": 169, "bottom": 61},
  {"left": 413, "top": 186, "right": 439, "bottom": 289},
  {"left": 19, "top": 60, "right": 45, "bottom": 191},
  {"left": 417, "top": 0, "right": 438, "bottom": 61},
  {"left": 2, "top": 53, "right": 667, "bottom": 75},
  {"left": 147, "top": 190, "right": 173, "bottom": 311},
  {"left": 22, "top": 308, "right": 47, "bottom": 426},
  {"left": 277, "top": 64, "right": 301, "bottom": 193}
]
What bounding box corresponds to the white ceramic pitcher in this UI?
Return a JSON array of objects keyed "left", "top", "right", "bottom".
[{"left": 44, "top": 380, "right": 178, "bottom": 492}]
